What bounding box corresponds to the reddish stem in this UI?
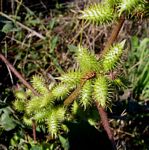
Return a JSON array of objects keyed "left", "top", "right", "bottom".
[
  {"left": 101, "top": 16, "right": 125, "bottom": 56},
  {"left": 96, "top": 16, "right": 125, "bottom": 149},
  {"left": 0, "top": 53, "right": 39, "bottom": 96},
  {"left": 96, "top": 103, "right": 116, "bottom": 149},
  {"left": 32, "top": 119, "right": 37, "bottom": 143},
  {"left": 0, "top": 53, "right": 38, "bottom": 142}
]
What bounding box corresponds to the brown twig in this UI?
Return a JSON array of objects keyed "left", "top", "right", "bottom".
[
  {"left": 96, "top": 16, "right": 125, "bottom": 150},
  {"left": 0, "top": 53, "right": 38, "bottom": 142},
  {"left": 0, "top": 53, "right": 39, "bottom": 96},
  {"left": 96, "top": 103, "right": 116, "bottom": 150},
  {"left": 101, "top": 16, "right": 125, "bottom": 56},
  {"left": 32, "top": 119, "right": 37, "bottom": 143},
  {"left": 0, "top": 12, "right": 45, "bottom": 40}
]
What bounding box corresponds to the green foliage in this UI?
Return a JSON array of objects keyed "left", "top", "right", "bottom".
[
  {"left": 13, "top": 39, "right": 125, "bottom": 137},
  {"left": 23, "top": 115, "right": 33, "bottom": 126},
  {"left": 0, "top": 107, "right": 17, "bottom": 131},
  {"left": 118, "top": 0, "right": 149, "bottom": 18},
  {"left": 40, "top": 93, "right": 55, "bottom": 108},
  {"left": 9, "top": 130, "right": 55, "bottom": 150},
  {"left": 13, "top": 90, "right": 26, "bottom": 112},
  {"left": 2, "top": 21, "right": 14, "bottom": 33},
  {"left": 13, "top": 75, "right": 68, "bottom": 137},
  {"left": 58, "top": 135, "right": 69, "bottom": 150},
  {"left": 81, "top": 0, "right": 149, "bottom": 23},
  {"left": 15, "top": 90, "right": 27, "bottom": 100},
  {"left": 6, "top": 0, "right": 149, "bottom": 149},
  {"left": 71, "top": 101, "right": 79, "bottom": 115},
  {"left": 126, "top": 37, "right": 149, "bottom": 100}
]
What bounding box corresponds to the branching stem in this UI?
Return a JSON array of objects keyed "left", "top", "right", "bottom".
[
  {"left": 64, "top": 71, "right": 96, "bottom": 106},
  {"left": 64, "top": 82, "right": 84, "bottom": 106}
]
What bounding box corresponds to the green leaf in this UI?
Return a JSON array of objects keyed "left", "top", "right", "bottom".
[
  {"left": 48, "top": 18, "right": 56, "bottom": 29},
  {"left": 59, "top": 135, "right": 70, "bottom": 150},
  {"left": 50, "top": 36, "right": 59, "bottom": 53},
  {"left": 131, "top": 36, "right": 139, "bottom": 49},
  {"left": 29, "top": 19, "right": 41, "bottom": 26},
  {"left": 30, "top": 145, "right": 43, "bottom": 150},
  {"left": 0, "top": 107, "right": 16, "bottom": 131},
  {"left": 2, "top": 21, "right": 14, "bottom": 33},
  {"left": 67, "top": 44, "right": 78, "bottom": 52}
]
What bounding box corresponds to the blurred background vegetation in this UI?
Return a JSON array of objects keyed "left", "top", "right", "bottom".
[{"left": 0, "top": 0, "right": 149, "bottom": 149}]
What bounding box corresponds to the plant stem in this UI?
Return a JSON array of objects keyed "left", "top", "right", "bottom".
[
  {"left": 32, "top": 119, "right": 37, "bottom": 143},
  {"left": 0, "top": 53, "right": 39, "bottom": 96},
  {"left": 101, "top": 16, "right": 125, "bottom": 56},
  {"left": 64, "top": 83, "right": 83, "bottom": 106},
  {"left": 96, "top": 103, "right": 116, "bottom": 150},
  {"left": 64, "top": 71, "right": 96, "bottom": 106},
  {"left": 0, "top": 53, "right": 38, "bottom": 142},
  {"left": 96, "top": 15, "right": 125, "bottom": 150}
]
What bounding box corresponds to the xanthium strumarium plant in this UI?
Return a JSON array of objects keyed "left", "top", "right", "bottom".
[
  {"left": 13, "top": 42, "right": 125, "bottom": 137},
  {"left": 13, "top": 0, "right": 149, "bottom": 138}
]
